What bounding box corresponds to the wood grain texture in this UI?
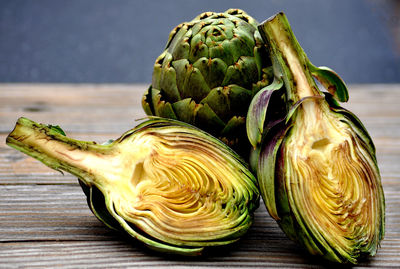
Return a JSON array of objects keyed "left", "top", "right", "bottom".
[{"left": 1, "top": 83, "right": 399, "bottom": 268}]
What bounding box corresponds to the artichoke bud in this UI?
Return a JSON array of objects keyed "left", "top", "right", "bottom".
[
  {"left": 143, "top": 9, "right": 273, "bottom": 157},
  {"left": 6, "top": 117, "right": 259, "bottom": 256},
  {"left": 247, "top": 12, "right": 385, "bottom": 263}
]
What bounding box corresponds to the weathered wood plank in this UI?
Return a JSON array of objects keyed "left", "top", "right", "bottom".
[
  {"left": 1, "top": 239, "right": 400, "bottom": 268},
  {"left": 0, "top": 83, "right": 148, "bottom": 134}
]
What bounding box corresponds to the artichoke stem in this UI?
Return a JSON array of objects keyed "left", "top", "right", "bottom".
[
  {"left": 258, "top": 13, "right": 320, "bottom": 106},
  {"left": 6, "top": 117, "right": 110, "bottom": 186}
]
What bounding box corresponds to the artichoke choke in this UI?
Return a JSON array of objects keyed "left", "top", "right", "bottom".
[
  {"left": 247, "top": 13, "right": 385, "bottom": 263},
  {"left": 142, "top": 9, "right": 273, "bottom": 156},
  {"left": 6, "top": 117, "right": 259, "bottom": 255}
]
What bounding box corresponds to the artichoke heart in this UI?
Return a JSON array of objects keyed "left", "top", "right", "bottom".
[
  {"left": 6, "top": 117, "right": 259, "bottom": 255},
  {"left": 247, "top": 13, "right": 385, "bottom": 263},
  {"left": 142, "top": 9, "right": 273, "bottom": 156},
  {"left": 280, "top": 95, "right": 384, "bottom": 263}
]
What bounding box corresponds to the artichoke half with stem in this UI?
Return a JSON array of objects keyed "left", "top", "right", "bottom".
[
  {"left": 6, "top": 117, "right": 259, "bottom": 256},
  {"left": 247, "top": 13, "right": 385, "bottom": 263},
  {"left": 142, "top": 9, "right": 273, "bottom": 156}
]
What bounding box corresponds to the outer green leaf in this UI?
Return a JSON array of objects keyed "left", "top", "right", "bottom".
[
  {"left": 257, "top": 121, "right": 288, "bottom": 220},
  {"left": 308, "top": 62, "right": 349, "bottom": 102}
]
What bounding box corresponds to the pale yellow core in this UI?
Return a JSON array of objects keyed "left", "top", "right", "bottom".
[
  {"left": 285, "top": 100, "right": 381, "bottom": 257},
  {"left": 82, "top": 129, "right": 256, "bottom": 246}
]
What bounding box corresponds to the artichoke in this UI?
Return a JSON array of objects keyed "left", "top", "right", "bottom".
[
  {"left": 247, "top": 13, "right": 385, "bottom": 263},
  {"left": 6, "top": 117, "right": 259, "bottom": 255},
  {"left": 142, "top": 9, "right": 273, "bottom": 156}
]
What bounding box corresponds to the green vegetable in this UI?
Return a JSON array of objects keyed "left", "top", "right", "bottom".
[
  {"left": 247, "top": 12, "right": 385, "bottom": 263},
  {"left": 6, "top": 117, "right": 259, "bottom": 256},
  {"left": 142, "top": 9, "right": 273, "bottom": 156}
]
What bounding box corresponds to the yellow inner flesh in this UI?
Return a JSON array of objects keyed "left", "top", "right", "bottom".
[
  {"left": 90, "top": 129, "right": 256, "bottom": 246},
  {"left": 285, "top": 100, "right": 381, "bottom": 257}
]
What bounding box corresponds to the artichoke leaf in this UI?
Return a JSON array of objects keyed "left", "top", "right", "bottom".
[
  {"left": 201, "top": 85, "right": 252, "bottom": 122},
  {"left": 151, "top": 88, "right": 178, "bottom": 119},
  {"left": 193, "top": 57, "right": 228, "bottom": 89},
  {"left": 159, "top": 64, "right": 181, "bottom": 103},
  {"left": 47, "top": 124, "right": 66, "bottom": 136},
  {"left": 308, "top": 62, "right": 349, "bottom": 102},
  {"left": 220, "top": 116, "right": 246, "bottom": 150},
  {"left": 172, "top": 98, "right": 198, "bottom": 124},
  {"left": 195, "top": 103, "right": 226, "bottom": 134},
  {"left": 142, "top": 86, "right": 155, "bottom": 116},
  {"left": 246, "top": 78, "right": 283, "bottom": 148},
  {"left": 87, "top": 182, "right": 122, "bottom": 231},
  {"left": 257, "top": 120, "right": 290, "bottom": 220}
]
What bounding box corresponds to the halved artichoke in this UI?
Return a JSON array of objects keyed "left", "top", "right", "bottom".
[
  {"left": 142, "top": 9, "right": 273, "bottom": 156},
  {"left": 6, "top": 117, "right": 259, "bottom": 255},
  {"left": 247, "top": 13, "right": 385, "bottom": 263}
]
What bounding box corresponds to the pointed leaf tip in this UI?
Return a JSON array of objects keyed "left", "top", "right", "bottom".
[
  {"left": 47, "top": 125, "right": 66, "bottom": 136},
  {"left": 308, "top": 62, "right": 349, "bottom": 103},
  {"left": 246, "top": 79, "right": 283, "bottom": 148}
]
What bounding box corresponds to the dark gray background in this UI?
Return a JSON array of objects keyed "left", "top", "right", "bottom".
[{"left": 1, "top": 0, "right": 399, "bottom": 84}]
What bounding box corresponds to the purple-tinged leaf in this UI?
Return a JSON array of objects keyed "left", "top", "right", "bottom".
[{"left": 246, "top": 78, "right": 283, "bottom": 148}]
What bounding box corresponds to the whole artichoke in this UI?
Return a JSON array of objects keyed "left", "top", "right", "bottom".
[
  {"left": 142, "top": 9, "right": 273, "bottom": 156},
  {"left": 247, "top": 13, "right": 385, "bottom": 263},
  {"left": 6, "top": 117, "right": 259, "bottom": 255}
]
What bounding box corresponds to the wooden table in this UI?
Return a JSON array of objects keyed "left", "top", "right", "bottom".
[{"left": 1, "top": 84, "right": 399, "bottom": 268}]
